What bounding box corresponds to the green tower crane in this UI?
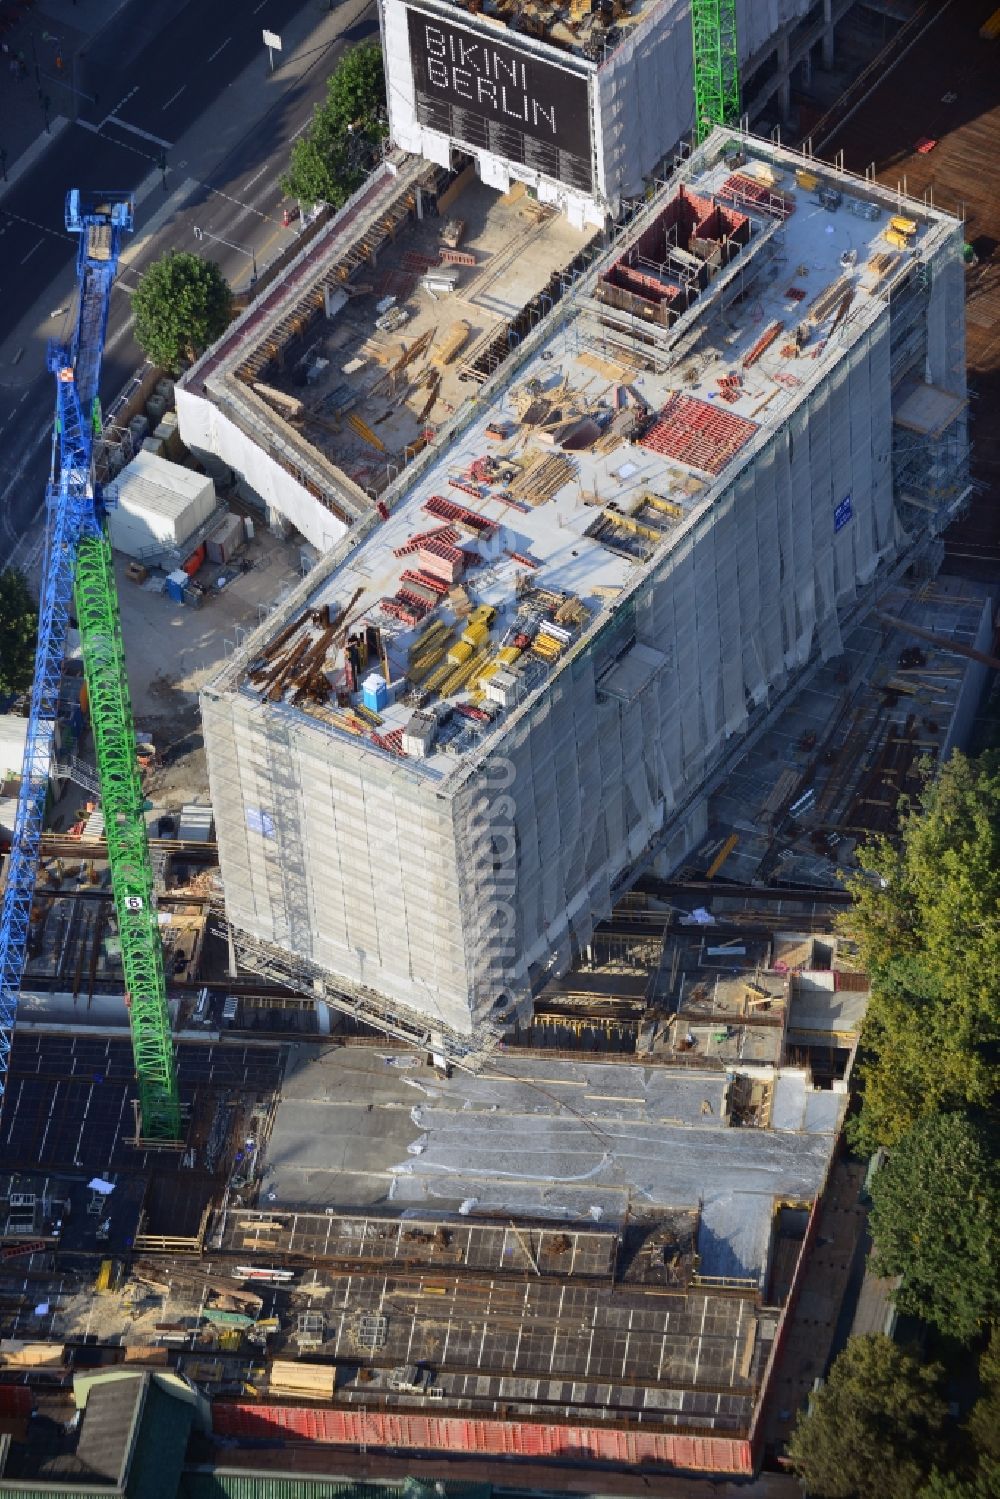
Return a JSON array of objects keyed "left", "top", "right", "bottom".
[
  {"left": 691, "top": 0, "right": 740, "bottom": 144},
  {"left": 0, "top": 191, "right": 182, "bottom": 1142}
]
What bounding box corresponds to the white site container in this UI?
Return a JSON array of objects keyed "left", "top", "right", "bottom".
[{"left": 107, "top": 449, "right": 217, "bottom": 560}]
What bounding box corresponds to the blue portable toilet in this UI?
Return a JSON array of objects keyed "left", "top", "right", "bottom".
[
  {"left": 165, "top": 569, "right": 187, "bottom": 604},
  {"left": 362, "top": 672, "right": 388, "bottom": 712}
]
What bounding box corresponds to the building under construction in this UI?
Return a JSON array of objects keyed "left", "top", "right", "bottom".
[{"left": 186, "top": 128, "right": 968, "bottom": 1047}]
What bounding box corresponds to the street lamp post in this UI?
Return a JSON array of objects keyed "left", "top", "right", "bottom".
[{"left": 192, "top": 225, "right": 258, "bottom": 286}]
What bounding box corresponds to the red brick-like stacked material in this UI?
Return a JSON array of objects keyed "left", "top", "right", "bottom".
[
  {"left": 424, "top": 494, "right": 496, "bottom": 533},
  {"left": 639, "top": 393, "right": 758, "bottom": 476},
  {"left": 720, "top": 172, "right": 795, "bottom": 219},
  {"left": 393, "top": 525, "right": 460, "bottom": 558},
  {"left": 418, "top": 536, "right": 466, "bottom": 581}
]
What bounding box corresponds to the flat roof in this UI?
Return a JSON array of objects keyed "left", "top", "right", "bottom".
[
  {"left": 263, "top": 1044, "right": 843, "bottom": 1280},
  {"left": 112, "top": 449, "right": 212, "bottom": 517},
  {"left": 226, "top": 137, "right": 957, "bottom": 780}
]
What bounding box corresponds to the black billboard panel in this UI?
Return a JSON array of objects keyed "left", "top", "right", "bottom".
[{"left": 406, "top": 6, "right": 593, "bottom": 194}]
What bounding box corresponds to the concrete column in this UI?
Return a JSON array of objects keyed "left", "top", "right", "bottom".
[
  {"left": 778, "top": 34, "right": 792, "bottom": 118},
  {"left": 822, "top": 0, "right": 835, "bottom": 68}
]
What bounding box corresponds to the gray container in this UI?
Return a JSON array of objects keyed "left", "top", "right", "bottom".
[
  {"left": 153, "top": 416, "right": 183, "bottom": 460},
  {"left": 146, "top": 393, "right": 167, "bottom": 426},
  {"left": 128, "top": 413, "right": 149, "bottom": 444},
  {"left": 178, "top": 803, "right": 214, "bottom": 842},
  {"left": 155, "top": 377, "right": 176, "bottom": 410},
  {"left": 206, "top": 512, "right": 244, "bottom": 564}
]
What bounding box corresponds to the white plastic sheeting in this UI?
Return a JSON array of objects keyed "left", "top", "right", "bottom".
[
  {"left": 597, "top": 0, "right": 694, "bottom": 201},
  {"left": 202, "top": 690, "right": 479, "bottom": 1035},
  {"left": 176, "top": 386, "right": 348, "bottom": 554},
  {"left": 447, "top": 318, "right": 898, "bottom": 1026}
]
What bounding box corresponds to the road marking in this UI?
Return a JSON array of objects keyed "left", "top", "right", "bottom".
[
  {"left": 243, "top": 164, "right": 269, "bottom": 191},
  {"left": 107, "top": 115, "right": 173, "bottom": 149},
  {"left": 290, "top": 117, "right": 311, "bottom": 142},
  {"left": 100, "top": 84, "right": 139, "bottom": 129},
  {"left": 207, "top": 37, "right": 231, "bottom": 62},
  {"left": 162, "top": 85, "right": 187, "bottom": 111},
  {"left": 20, "top": 239, "right": 45, "bottom": 265},
  {"left": 1, "top": 208, "right": 73, "bottom": 242},
  {"left": 0, "top": 413, "right": 50, "bottom": 546},
  {"left": 201, "top": 182, "right": 275, "bottom": 223},
  {"left": 253, "top": 0, "right": 267, "bottom": 11}
]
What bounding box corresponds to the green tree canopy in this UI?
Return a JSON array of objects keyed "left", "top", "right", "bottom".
[
  {"left": 132, "top": 251, "right": 233, "bottom": 373},
  {"left": 785, "top": 1334, "right": 948, "bottom": 1499},
  {"left": 282, "top": 43, "right": 387, "bottom": 208},
  {"left": 869, "top": 1112, "right": 1000, "bottom": 1341},
  {"left": 968, "top": 1328, "right": 1000, "bottom": 1464},
  {"left": 325, "top": 42, "right": 387, "bottom": 132},
  {"left": 919, "top": 1465, "right": 1000, "bottom": 1499},
  {"left": 0, "top": 568, "right": 38, "bottom": 701},
  {"left": 843, "top": 751, "right": 1000, "bottom": 1150}
]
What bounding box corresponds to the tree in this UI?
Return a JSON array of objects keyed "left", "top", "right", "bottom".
[
  {"left": 131, "top": 251, "right": 233, "bottom": 373},
  {"left": 282, "top": 43, "right": 387, "bottom": 208},
  {"left": 325, "top": 42, "right": 386, "bottom": 133},
  {"left": 869, "top": 1112, "right": 1000, "bottom": 1341},
  {"left": 785, "top": 1334, "right": 947, "bottom": 1499},
  {"left": 968, "top": 1329, "right": 1000, "bottom": 1463},
  {"left": 919, "top": 1465, "right": 1000, "bottom": 1499},
  {"left": 283, "top": 117, "right": 359, "bottom": 211},
  {"left": 0, "top": 569, "right": 38, "bottom": 701},
  {"left": 843, "top": 752, "right": 1000, "bottom": 1151}
]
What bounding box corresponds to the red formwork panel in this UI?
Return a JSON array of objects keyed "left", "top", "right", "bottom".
[
  {"left": 639, "top": 392, "right": 758, "bottom": 476},
  {"left": 212, "top": 1403, "right": 753, "bottom": 1475},
  {"left": 0, "top": 1387, "right": 33, "bottom": 1417},
  {"left": 720, "top": 173, "right": 795, "bottom": 220}
]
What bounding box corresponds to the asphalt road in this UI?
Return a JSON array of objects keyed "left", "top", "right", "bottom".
[
  {"left": 0, "top": 0, "right": 317, "bottom": 325},
  {"left": 0, "top": 0, "right": 378, "bottom": 565}
]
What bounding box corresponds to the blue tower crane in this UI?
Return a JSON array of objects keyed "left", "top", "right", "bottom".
[{"left": 0, "top": 192, "right": 181, "bottom": 1137}]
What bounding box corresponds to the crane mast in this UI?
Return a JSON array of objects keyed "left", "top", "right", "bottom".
[
  {"left": 691, "top": 0, "right": 740, "bottom": 143},
  {"left": 0, "top": 191, "right": 181, "bottom": 1140}
]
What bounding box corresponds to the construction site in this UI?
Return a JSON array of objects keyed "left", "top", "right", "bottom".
[
  {"left": 190, "top": 130, "right": 968, "bottom": 1043},
  {"left": 1, "top": 0, "right": 999, "bottom": 1492}
]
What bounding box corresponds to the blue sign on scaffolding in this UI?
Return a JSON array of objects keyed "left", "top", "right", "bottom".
[{"left": 834, "top": 494, "right": 853, "bottom": 533}]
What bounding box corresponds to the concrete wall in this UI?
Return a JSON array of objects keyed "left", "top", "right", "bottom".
[{"left": 176, "top": 387, "right": 349, "bottom": 554}]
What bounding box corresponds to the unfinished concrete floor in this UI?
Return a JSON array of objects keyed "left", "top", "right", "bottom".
[
  {"left": 265, "top": 177, "right": 595, "bottom": 489},
  {"left": 262, "top": 1044, "right": 842, "bottom": 1281}
]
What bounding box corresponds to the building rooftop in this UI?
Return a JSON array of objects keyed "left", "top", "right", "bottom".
[
  {"left": 261, "top": 1042, "right": 843, "bottom": 1281},
  {"left": 219, "top": 140, "right": 957, "bottom": 780},
  {"left": 429, "top": 0, "right": 655, "bottom": 63}
]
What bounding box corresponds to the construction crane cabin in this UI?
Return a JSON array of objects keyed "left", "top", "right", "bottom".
[{"left": 0, "top": 191, "right": 181, "bottom": 1142}]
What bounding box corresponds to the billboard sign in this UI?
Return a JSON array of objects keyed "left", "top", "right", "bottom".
[{"left": 406, "top": 6, "right": 593, "bottom": 193}]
